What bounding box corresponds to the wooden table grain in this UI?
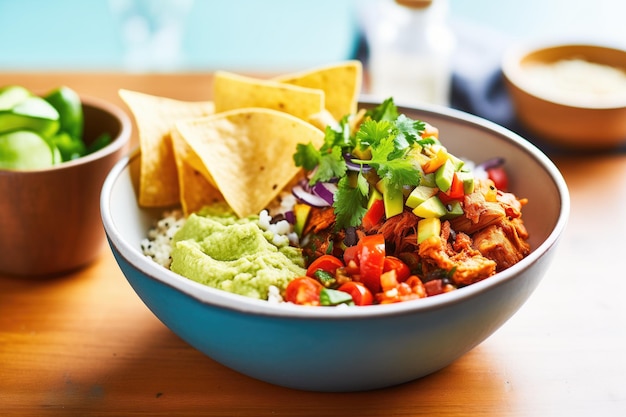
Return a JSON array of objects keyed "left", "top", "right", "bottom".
[{"left": 1, "top": 72, "right": 625, "bottom": 417}]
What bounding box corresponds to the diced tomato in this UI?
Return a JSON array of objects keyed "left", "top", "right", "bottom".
[
  {"left": 446, "top": 172, "right": 465, "bottom": 199},
  {"left": 376, "top": 275, "right": 426, "bottom": 304},
  {"left": 337, "top": 281, "right": 374, "bottom": 306},
  {"left": 357, "top": 234, "right": 386, "bottom": 293},
  {"left": 486, "top": 166, "right": 508, "bottom": 191},
  {"left": 342, "top": 245, "right": 360, "bottom": 266},
  {"left": 285, "top": 277, "right": 323, "bottom": 306},
  {"left": 405, "top": 276, "right": 427, "bottom": 298},
  {"left": 306, "top": 254, "right": 344, "bottom": 278},
  {"left": 383, "top": 256, "right": 411, "bottom": 282},
  {"left": 361, "top": 198, "right": 385, "bottom": 230}
]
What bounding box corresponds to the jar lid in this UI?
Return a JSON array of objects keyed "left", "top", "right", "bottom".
[{"left": 395, "top": 0, "right": 433, "bottom": 8}]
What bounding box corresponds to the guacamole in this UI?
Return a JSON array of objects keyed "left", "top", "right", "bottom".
[{"left": 170, "top": 210, "right": 305, "bottom": 300}]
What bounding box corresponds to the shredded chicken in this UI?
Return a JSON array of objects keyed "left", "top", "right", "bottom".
[
  {"left": 451, "top": 192, "right": 505, "bottom": 234},
  {"left": 419, "top": 228, "right": 497, "bottom": 286},
  {"left": 368, "top": 209, "right": 419, "bottom": 253},
  {"left": 302, "top": 207, "right": 336, "bottom": 236},
  {"left": 472, "top": 217, "right": 530, "bottom": 271},
  {"left": 299, "top": 179, "right": 530, "bottom": 286}
]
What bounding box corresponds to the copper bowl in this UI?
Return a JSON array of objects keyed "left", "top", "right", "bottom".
[{"left": 0, "top": 96, "right": 131, "bottom": 276}]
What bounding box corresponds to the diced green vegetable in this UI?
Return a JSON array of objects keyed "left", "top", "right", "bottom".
[
  {"left": 412, "top": 195, "right": 447, "bottom": 218},
  {"left": 314, "top": 269, "right": 336, "bottom": 288},
  {"left": 435, "top": 158, "right": 455, "bottom": 192},
  {"left": 417, "top": 217, "right": 441, "bottom": 244},
  {"left": 293, "top": 203, "right": 311, "bottom": 237},
  {"left": 420, "top": 172, "right": 436, "bottom": 187},
  {"left": 441, "top": 200, "right": 464, "bottom": 220},
  {"left": 320, "top": 288, "right": 354, "bottom": 306},
  {"left": 378, "top": 178, "right": 404, "bottom": 219},
  {"left": 406, "top": 185, "right": 438, "bottom": 209},
  {"left": 456, "top": 171, "right": 475, "bottom": 194}
]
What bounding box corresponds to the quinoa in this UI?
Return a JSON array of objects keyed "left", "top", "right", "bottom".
[{"left": 140, "top": 209, "right": 186, "bottom": 268}]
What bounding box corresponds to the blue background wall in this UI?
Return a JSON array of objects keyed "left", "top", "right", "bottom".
[{"left": 1, "top": 0, "right": 625, "bottom": 72}]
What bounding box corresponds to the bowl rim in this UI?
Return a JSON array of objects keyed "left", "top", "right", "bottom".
[
  {"left": 0, "top": 94, "right": 132, "bottom": 175},
  {"left": 101, "top": 100, "right": 570, "bottom": 320},
  {"left": 502, "top": 40, "right": 626, "bottom": 110}
]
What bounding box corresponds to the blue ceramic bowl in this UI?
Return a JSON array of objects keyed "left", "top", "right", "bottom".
[{"left": 100, "top": 101, "right": 569, "bottom": 392}]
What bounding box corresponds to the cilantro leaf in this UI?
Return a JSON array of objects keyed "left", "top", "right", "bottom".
[
  {"left": 333, "top": 175, "right": 368, "bottom": 229},
  {"left": 365, "top": 97, "right": 399, "bottom": 122},
  {"left": 355, "top": 119, "right": 394, "bottom": 151},
  {"left": 354, "top": 123, "right": 421, "bottom": 191},
  {"left": 294, "top": 142, "right": 320, "bottom": 170},
  {"left": 394, "top": 114, "right": 424, "bottom": 149},
  {"left": 310, "top": 146, "right": 346, "bottom": 184},
  {"left": 321, "top": 121, "right": 352, "bottom": 152}
]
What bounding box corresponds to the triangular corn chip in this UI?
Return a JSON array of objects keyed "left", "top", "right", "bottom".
[
  {"left": 170, "top": 129, "right": 224, "bottom": 215},
  {"left": 175, "top": 108, "right": 324, "bottom": 218},
  {"left": 273, "top": 60, "right": 362, "bottom": 121},
  {"left": 213, "top": 71, "right": 325, "bottom": 121},
  {"left": 119, "top": 89, "right": 214, "bottom": 207}
]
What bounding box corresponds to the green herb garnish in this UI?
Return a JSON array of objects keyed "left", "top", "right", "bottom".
[{"left": 293, "top": 98, "right": 427, "bottom": 230}]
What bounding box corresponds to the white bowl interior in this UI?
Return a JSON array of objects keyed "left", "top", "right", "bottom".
[{"left": 101, "top": 100, "right": 569, "bottom": 319}]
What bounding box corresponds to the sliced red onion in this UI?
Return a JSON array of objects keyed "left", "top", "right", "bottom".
[
  {"left": 292, "top": 185, "right": 330, "bottom": 207},
  {"left": 344, "top": 153, "right": 372, "bottom": 172},
  {"left": 477, "top": 157, "right": 505, "bottom": 170},
  {"left": 313, "top": 182, "right": 337, "bottom": 205},
  {"left": 284, "top": 210, "right": 295, "bottom": 224}
]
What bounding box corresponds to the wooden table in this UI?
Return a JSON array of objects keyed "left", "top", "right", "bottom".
[{"left": 1, "top": 72, "right": 625, "bottom": 416}]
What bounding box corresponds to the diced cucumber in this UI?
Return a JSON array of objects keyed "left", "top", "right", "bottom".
[
  {"left": 376, "top": 178, "right": 404, "bottom": 219},
  {"left": 441, "top": 200, "right": 464, "bottom": 220},
  {"left": 412, "top": 195, "right": 446, "bottom": 218},
  {"left": 405, "top": 185, "right": 438, "bottom": 209},
  {"left": 420, "top": 172, "right": 436, "bottom": 187},
  {"left": 456, "top": 171, "right": 475, "bottom": 194},
  {"left": 293, "top": 203, "right": 311, "bottom": 237},
  {"left": 417, "top": 217, "right": 441, "bottom": 244},
  {"left": 367, "top": 187, "right": 383, "bottom": 209},
  {"left": 435, "top": 158, "right": 455, "bottom": 192}
]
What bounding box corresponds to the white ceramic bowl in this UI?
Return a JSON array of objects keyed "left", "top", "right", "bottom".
[{"left": 101, "top": 100, "right": 569, "bottom": 392}]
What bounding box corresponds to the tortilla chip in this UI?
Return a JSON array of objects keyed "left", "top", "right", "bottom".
[
  {"left": 170, "top": 129, "right": 224, "bottom": 215},
  {"left": 212, "top": 71, "right": 325, "bottom": 121},
  {"left": 273, "top": 60, "right": 362, "bottom": 121},
  {"left": 175, "top": 108, "right": 324, "bottom": 218},
  {"left": 119, "top": 89, "right": 215, "bottom": 207}
]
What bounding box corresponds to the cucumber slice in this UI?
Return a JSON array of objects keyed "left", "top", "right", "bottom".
[
  {"left": 0, "top": 96, "right": 60, "bottom": 138},
  {"left": 44, "top": 86, "right": 83, "bottom": 138},
  {"left": 0, "top": 85, "right": 31, "bottom": 111},
  {"left": 0, "top": 130, "right": 55, "bottom": 170}
]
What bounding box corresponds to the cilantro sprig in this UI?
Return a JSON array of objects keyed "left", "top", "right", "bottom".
[{"left": 293, "top": 98, "right": 426, "bottom": 230}]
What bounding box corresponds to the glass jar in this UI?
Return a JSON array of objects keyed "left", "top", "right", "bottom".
[{"left": 362, "top": 0, "right": 455, "bottom": 106}]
